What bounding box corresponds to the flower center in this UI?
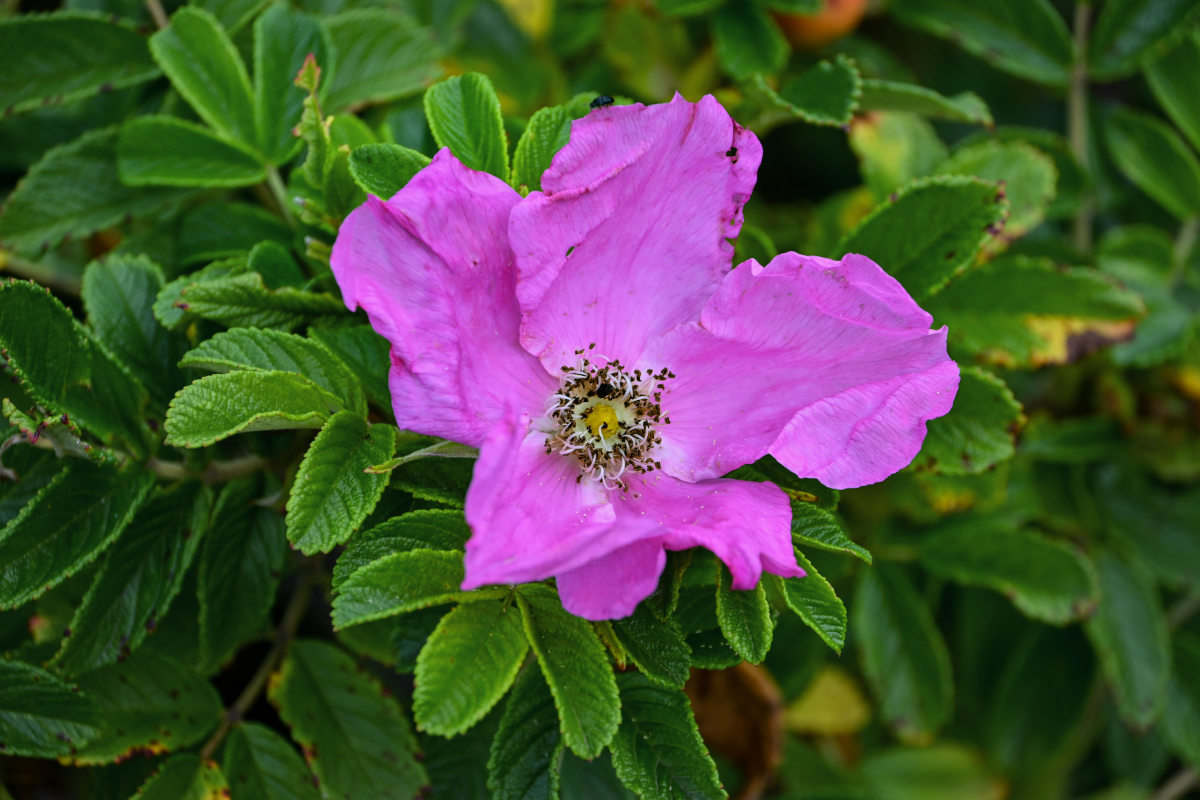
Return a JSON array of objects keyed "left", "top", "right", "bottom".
[{"left": 543, "top": 346, "right": 672, "bottom": 490}]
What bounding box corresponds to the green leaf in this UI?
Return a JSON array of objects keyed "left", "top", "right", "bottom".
[
  {"left": 0, "top": 127, "right": 192, "bottom": 255},
  {"left": 332, "top": 509, "right": 470, "bottom": 589},
  {"left": 133, "top": 754, "right": 228, "bottom": 800},
  {"left": 149, "top": 7, "right": 256, "bottom": 145},
  {"left": 308, "top": 324, "right": 391, "bottom": 410},
  {"left": 860, "top": 744, "right": 1002, "bottom": 800},
  {"left": 611, "top": 606, "right": 692, "bottom": 689},
  {"left": 172, "top": 271, "right": 346, "bottom": 330},
  {"left": 1145, "top": 31, "right": 1200, "bottom": 153},
  {"left": 287, "top": 412, "right": 395, "bottom": 554},
  {"left": 0, "top": 461, "right": 152, "bottom": 609},
  {"left": 323, "top": 9, "right": 442, "bottom": 112},
  {"left": 848, "top": 111, "right": 948, "bottom": 201},
  {"left": 937, "top": 140, "right": 1057, "bottom": 244},
  {"left": 711, "top": 3, "right": 788, "bottom": 79},
  {"left": 891, "top": 0, "right": 1074, "bottom": 87},
  {"left": 389, "top": 453, "right": 474, "bottom": 507},
  {"left": 155, "top": 257, "right": 246, "bottom": 329},
  {"left": 838, "top": 175, "right": 1007, "bottom": 300},
  {"left": 488, "top": 666, "right": 564, "bottom": 800},
  {"left": 198, "top": 481, "right": 286, "bottom": 669},
  {"left": 268, "top": 639, "right": 427, "bottom": 799},
  {"left": 333, "top": 549, "right": 495, "bottom": 629},
  {"left": 413, "top": 598, "right": 528, "bottom": 736},
  {"left": 790, "top": 501, "right": 871, "bottom": 563},
  {"left": 926, "top": 255, "right": 1143, "bottom": 368},
  {"left": 165, "top": 370, "right": 343, "bottom": 448},
  {"left": 609, "top": 672, "right": 724, "bottom": 800},
  {"left": 423, "top": 72, "right": 508, "bottom": 179},
  {"left": 0, "top": 660, "right": 100, "bottom": 757},
  {"left": 775, "top": 55, "right": 862, "bottom": 128},
  {"left": 117, "top": 116, "right": 266, "bottom": 187},
  {"left": 1090, "top": 0, "right": 1200, "bottom": 80},
  {"left": 1094, "top": 464, "right": 1200, "bottom": 589},
  {"left": 55, "top": 483, "right": 210, "bottom": 676},
  {"left": 517, "top": 583, "right": 620, "bottom": 759},
  {"left": 913, "top": 367, "right": 1023, "bottom": 475},
  {"left": 852, "top": 564, "right": 952, "bottom": 743},
  {"left": 1161, "top": 634, "right": 1200, "bottom": 768},
  {"left": 254, "top": 4, "right": 330, "bottom": 164},
  {"left": 190, "top": 0, "right": 268, "bottom": 35},
  {"left": 178, "top": 201, "right": 292, "bottom": 265},
  {"left": 511, "top": 105, "right": 573, "bottom": 193},
  {"left": 918, "top": 518, "right": 1099, "bottom": 624},
  {"left": 1107, "top": 107, "right": 1200, "bottom": 220},
  {"left": 1084, "top": 550, "right": 1169, "bottom": 730},
  {"left": 81, "top": 255, "right": 185, "bottom": 411},
  {"left": 858, "top": 79, "right": 992, "bottom": 126},
  {"left": 774, "top": 551, "right": 847, "bottom": 653},
  {"left": 348, "top": 143, "right": 430, "bottom": 199},
  {"left": 222, "top": 722, "right": 320, "bottom": 800},
  {"left": 714, "top": 565, "right": 773, "bottom": 664},
  {"left": 0, "top": 12, "right": 158, "bottom": 116},
  {"left": 70, "top": 650, "right": 222, "bottom": 765}
]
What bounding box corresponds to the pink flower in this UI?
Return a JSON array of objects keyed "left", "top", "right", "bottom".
[{"left": 330, "top": 95, "right": 959, "bottom": 620}]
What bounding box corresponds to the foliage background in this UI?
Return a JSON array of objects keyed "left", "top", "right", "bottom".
[{"left": 2, "top": 0, "right": 1200, "bottom": 798}]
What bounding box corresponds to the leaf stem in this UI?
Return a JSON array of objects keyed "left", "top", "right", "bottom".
[
  {"left": 144, "top": 0, "right": 169, "bottom": 29},
  {"left": 1069, "top": 1, "right": 1094, "bottom": 254},
  {"left": 265, "top": 166, "right": 297, "bottom": 230},
  {"left": 198, "top": 566, "right": 317, "bottom": 761},
  {"left": 1168, "top": 588, "right": 1200, "bottom": 630},
  {"left": 1172, "top": 216, "right": 1199, "bottom": 283},
  {"left": 147, "top": 453, "right": 271, "bottom": 484},
  {"left": 0, "top": 249, "right": 83, "bottom": 296},
  {"left": 1151, "top": 768, "right": 1199, "bottom": 800}
]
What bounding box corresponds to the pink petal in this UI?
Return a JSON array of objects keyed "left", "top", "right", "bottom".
[
  {"left": 644, "top": 252, "right": 959, "bottom": 487},
  {"left": 330, "top": 149, "right": 554, "bottom": 447},
  {"left": 617, "top": 472, "right": 802, "bottom": 590},
  {"left": 556, "top": 539, "right": 667, "bottom": 620},
  {"left": 509, "top": 94, "right": 762, "bottom": 370}
]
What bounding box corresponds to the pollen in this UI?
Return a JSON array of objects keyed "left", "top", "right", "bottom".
[{"left": 584, "top": 404, "right": 620, "bottom": 440}]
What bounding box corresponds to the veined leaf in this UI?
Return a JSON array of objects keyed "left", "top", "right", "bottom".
[
  {"left": 517, "top": 583, "right": 620, "bottom": 759},
  {"left": 424, "top": 72, "right": 508, "bottom": 179},
  {"left": 332, "top": 549, "right": 497, "bottom": 629},
  {"left": 332, "top": 509, "right": 470, "bottom": 589},
  {"left": 254, "top": 4, "right": 330, "bottom": 164},
  {"left": 1107, "top": 107, "right": 1200, "bottom": 220},
  {"left": 791, "top": 501, "right": 871, "bottom": 563},
  {"left": 268, "top": 639, "right": 427, "bottom": 799},
  {"left": 858, "top": 79, "right": 992, "bottom": 127},
  {"left": 511, "top": 105, "right": 573, "bottom": 193},
  {"left": 711, "top": 3, "right": 787, "bottom": 79},
  {"left": 132, "top": 754, "right": 229, "bottom": 800},
  {"left": 323, "top": 9, "right": 442, "bottom": 112},
  {"left": 1090, "top": 0, "right": 1200, "bottom": 80},
  {"left": 1145, "top": 32, "right": 1200, "bottom": 153},
  {"left": 191, "top": 0, "right": 268, "bottom": 35},
  {"left": 307, "top": 324, "right": 391, "bottom": 409},
  {"left": 177, "top": 201, "right": 292, "bottom": 265},
  {"left": 348, "top": 143, "right": 430, "bottom": 199},
  {"left": 746, "top": 56, "right": 860, "bottom": 128},
  {"left": 913, "top": 367, "right": 1023, "bottom": 475},
  {"left": 488, "top": 666, "right": 563, "bottom": 800},
  {"left": 612, "top": 606, "right": 692, "bottom": 689},
  {"left": 848, "top": 111, "right": 947, "bottom": 201},
  {"left": 937, "top": 140, "right": 1057, "bottom": 245},
  {"left": 774, "top": 551, "right": 847, "bottom": 653},
  {"left": 1161, "top": 634, "right": 1200, "bottom": 768},
  {"left": 222, "top": 722, "right": 320, "bottom": 800},
  {"left": 171, "top": 271, "right": 346, "bottom": 330},
  {"left": 117, "top": 116, "right": 266, "bottom": 187},
  {"left": 414, "top": 598, "right": 528, "bottom": 736},
  {"left": 715, "top": 565, "right": 773, "bottom": 664},
  {"left": 0, "top": 660, "right": 101, "bottom": 757}
]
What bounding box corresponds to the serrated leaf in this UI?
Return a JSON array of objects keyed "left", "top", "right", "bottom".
[
  {"left": 790, "top": 501, "right": 871, "bottom": 563},
  {"left": 178, "top": 202, "right": 292, "bottom": 265},
  {"left": 488, "top": 666, "right": 563, "bottom": 800},
  {"left": 913, "top": 367, "right": 1022, "bottom": 475},
  {"left": 165, "top": 370, "right": 342, "bottom": 448},
  {"left": 133, "top": 754, "right": 228, "bottom": 800},
  {"left": 332, "top": 509, "right": 470, "bottom": 589},
  {"left": 424, "top": 72, "right": 508, "bottom": 179},
  {"left": 190, "top": 0, "right": 267, "bottom": 35},
  {"left": 1145, "top": 31, "right": 1200, "bottom": 153},
  {"left": 0, "top": 12, "right": 158, "bottom": 116},
  {"left": 287, "top": 412, "right": 394, "bottom": 554},
  {"left": 308, "top": 324, "right": 391, "bottom": 409},
  {"left": 775, "top": 55, "right": 861, "bottom": 127},
  {"left": 774, "top": 551, "right": 847, "bottom": 653},
  {"left": 858, "top": 79, "right": 992, "bottom": 126},
  {"left": 198, "top": 480, "right": 286, "bottom": 669},
  {"left": 324, "top": 9, "right": 442, "bottom": 112},
  {"left": 55, "top": 483, "right": 210, "bottom": 676},
  {"left": 609, "top": 672, "right": 724, "bottom": 800},
  {"left": 611, "top": 606, "right": 691, "bottom": 689},
  {"left": 848, "top": 111, "right": 947, "bottom": 201},
  {"left": 70, "top": 650, "right": 222, "bottom": 765},
  {"left": 0, "top": 127, "right": 192, "bottom": 256},
  {"left": 511, "top": 105, "right": 573, "bottom": 193},
  {"left": 1161, "top": 634, "right": 1200, "bottom": 768},
  {"left": 254, "top": 5, "right": 330, "bottom": 165},
  {"left": 891, "top": 0, "right": 1074, "bottom": 87},
  {"left": 927, "top": 255, "right": 1143, "bottom": 368},
  {"left": 173, "top": 271, "right": 346, "bottom": 330},
  {"left": 517, "top": 583, "right": 620, "bottom": 759},
  {"left": 938, "top": 140, "right": 1057, "bottom": 244},
  {"left": 918, "top": 518, "right": 1099, "bottom": 624},
  {"left": 0, "top": 660, "right": 100, "bottom": 757},
  {"left": 389, "top": 455, "right": 473, "bottom": 507},
  {"left": 149, "top": 7, "right": 256, "bottom": 145},
  {"left": 117, "top": 116, "right": 266, "bottom": 187},
  {"left": 348, "top": 143, "right": 430, "bottom": 199},
  {"left": 1107, "top": 107, "right": 1200, "bottom": 220},
  {"left": 1090, "top": 0, "right": 1200, "bottom": 80},
  {"left": 0, "top": 461, "right": 152, "bottom": 609},
  {"left": 714, "top": 565, "right": 773, "bottom": 664},
  {"left": 155, "top": 257, "right": 246, "bottom": 330},
  {"left": 838, "top": 175, "right": 1007, "bottom": 300},
  {"left": 1094, "top": 464, "right": 1200, "bottom": 589},
  {"left": 413, "top": 598, "right": 528, "bottom": 736},
  {"left": 1085, "top": 550, "right": 1169, "bottom": 730},
  {"left": 181, "top": 328, "right": 365, "bottom": 416},
  {"left": 268, "top": 639, "right": 427, "bottom": 799},
  {"left": 852, "top": 564, "right": 952, "bottom": 743},
  {"left": 333, "top": 549, "right": 495, "bottom": 629},
  {"left": 222, "top": 722, "right": 320, "bottom": 800},
  {"left": 711, "top": 3, "right": 787, "bottom": 79}
]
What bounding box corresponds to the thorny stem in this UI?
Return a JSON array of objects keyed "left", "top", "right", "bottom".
[
  {"left": 1069, "top": 1, "right": 1094, "bottom": 254},
  {"left": 197, "top": 567, "right": 317, "bottom": 761},
  {"left": 1151, "top": 768, "right": 1200, "bottom": 800},
  {"left": 265, "top": 166, "right": 297, "bottom": 230},
  {"left": 144, "top": 0, "right": 169, "bottom": 29}
]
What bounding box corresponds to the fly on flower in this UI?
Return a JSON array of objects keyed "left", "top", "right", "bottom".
[{"left": 330, "top": 95, "right": 959, "bottom": 620}]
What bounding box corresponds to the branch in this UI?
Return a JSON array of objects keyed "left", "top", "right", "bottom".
[
  {"left": 1069, "top": 1, "right": 1094, "bottom": 254},
  {"left": 1151, "top": 768, "right": 1199, "bottom": 800}
]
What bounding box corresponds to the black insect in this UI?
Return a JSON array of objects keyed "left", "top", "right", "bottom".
[
  {"left": 595, "top": 383, "right": 615, "bottom": 399},
  {"left": 725, "top": 146, "right": 738, "bottom": 158},
  {"left": 590, "top": 95, "right": 615, "bottom": 109}
]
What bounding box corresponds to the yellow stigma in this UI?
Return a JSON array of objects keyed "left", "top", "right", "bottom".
[{"left": 584, "top": 404, "right": 620, "bottom": 441}]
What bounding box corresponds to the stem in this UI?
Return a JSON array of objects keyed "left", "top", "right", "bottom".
[
  {"left": 147, "top": 453, "right": 271, "bottom": 484},
  {"left": 144, "top": 0, "right": 169, "bottom": 28},
  {"left": 1069, "top": 1, "right": 1094, "bottom": 254},
  {"left": 1173, "top": 216, "right": 1199, "bottom": 283},
  {"left": 0, "top": 250, "right": 82, "bottom": 296},
  {"left": 265, "top": 166, "right": 297, "bottom": 230},
  {"left": 1152, "top": 768, "right": 1199, "bottom": 800},
  {"left": 1168, "top": 588, "right": 1200, "bottom": 630},
  {"left": 198, "top": 568, "right": 316, "bottom": 761}
]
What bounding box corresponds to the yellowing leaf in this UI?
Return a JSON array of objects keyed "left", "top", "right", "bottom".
[
  {"left": 496, "top": 0, "right": 552, "bottom": 38},
  {"left": 784, "top": 666, "right": 871, "bottom": 735}
]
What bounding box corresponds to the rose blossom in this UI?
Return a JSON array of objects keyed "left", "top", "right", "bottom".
[{"left": 330, "top": 94, "right": 958, "bottom": 619}]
